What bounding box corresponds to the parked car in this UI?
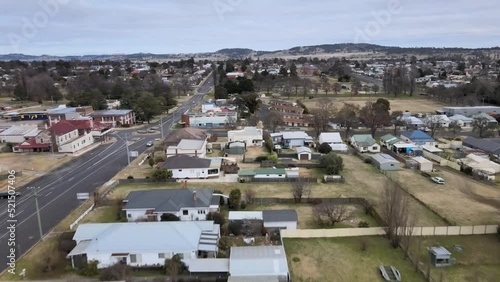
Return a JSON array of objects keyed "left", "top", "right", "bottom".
[
  {"left": 431, "top": 176, "right": 445, "bottom": 184},
  {"left": 146, "top": 141, "right": 154, "bottom": 147}
]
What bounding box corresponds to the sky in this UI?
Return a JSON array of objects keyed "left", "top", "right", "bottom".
[{"left": 1, "top": 0, "right": 499, "bottom": 56}]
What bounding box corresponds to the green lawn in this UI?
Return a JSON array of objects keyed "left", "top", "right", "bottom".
[
  {"left": 409, "top": 235, "right": 500, "bottom": 282},
  {"left": 284, "top": 236, "right": 425, "bottom": 282}
]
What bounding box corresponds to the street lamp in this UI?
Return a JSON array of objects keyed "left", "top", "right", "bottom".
[{"left": 27, "top": 186, "right": 43, "bottom": 241}]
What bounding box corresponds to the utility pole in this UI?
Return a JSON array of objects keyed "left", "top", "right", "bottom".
[
  {"left": 160, "top": 116, "right": 164, "bottom": 139},
  {"left": 28, "top": 186, "right": 43, "bottom": 241},
  {"left": 125, "top": 134, "right": 130, "bottom": 165}
]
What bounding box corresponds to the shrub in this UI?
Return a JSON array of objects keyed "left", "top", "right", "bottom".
[
  {"left": 127, "top": 175, "right": 134, "bottom": 179},
  {"left": 240, "top": 201, "right": 247, "bottom": 210},
  {"left": 206, "top": 212, "right": 226, "bottom": 225},
  {"left": 160, "top": 213, "right": 180, "bottom": 221},
  {"left": 319, "top": 152, "right": 344, "bottom": 175},
  {"left": 228, "top": 221, "right": 243, "bottom": 235},
  {"left": 292, "top": 257, "right": 301, "bottom": 262},
  {"left": 164, "top": 254, "right": 187, "bottom": 275},
  {"left": 78, "top": 260, "right": 99, "bottom": 277},
  {"left": 229, "top": 188, "right": 242, "bottom": 210},
  {"left": 218, "top": 237, "right": 230, "bottom": 252},
  {"left": 309, "top": 198, "right": 322, "bottom": 205},
  {"left": 155, "top": 156, "right": 165, "bottom": 163},
  {"left": 99, "top": 263, "right": 132, "bottom": 281},
  {"left": 364, "top": 158, "right": 371, "bottom": 164},
  {"left": 267, "top": 152, "right": 278, "bottom": 163},
  {"left": 148, "top": 158, "right": 155, "bottom": 167},
  {"left": 360, "top": 239, "right": 368, "bottom": 252},
  {"left": 152, "top": 168, "right": 173, "bottom": 180},
  {"left": 318, "top": 143, "right": 332, "bottom": 154},
  {"left": 358, "top": 221, "right": 370, "bottom": 228},
  {"left": 255, "top": 155, "right": 268, "bottom": 162}
]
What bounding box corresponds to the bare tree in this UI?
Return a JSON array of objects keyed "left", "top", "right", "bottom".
[
  {"left": 290, "top": 181, "right": 310, "bottom": 203},
  {"left": 449, "top": 121, "right": 462, "bottom": 138},
  {"left": 244, "top": 188, "right": 256, "bottom": 204},
  {"left": 312, "top": 199, "right": 352, "bottom": 227},
  {"left": 390, "top": 111, "right": 406, "bottom": 135},
  {"left": 310, "top": 98, "right": 335, "bottom": 136},
  {"left": 322, "top": 78, "right": 331, "bottom": 96},
  {"left": 382, "top": 181, "right": 414, "bottom": 248},
  {"left": 266, "top": 111, "right": 284, "bottom": 132},
  {"left": 472, "top": 117, "right": 496, "bottom": 138},
  {"left": 225, "top": 115, "right": 238, "bottom": 130},
  {"left": 337, "top": 103, "right": 360, "bottom": 138},
  {"left": 426, "top": 116, "right": 443, "bottom": 138},
  {"left": 332, "top": 82, "right": 341, "bottom": 95},
  {"left": 372, "top": 84, "right": 380, "bottom": 94},
  {"left": 359, "top": 100, "right": 391, "bottom": 137}
]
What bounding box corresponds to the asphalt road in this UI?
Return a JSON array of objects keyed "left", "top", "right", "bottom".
[
  {"left": 354, "top": 74, "right": 383, "bottom": 86},
  {"left": 0, "top": 73, "right": 213, "bottom": 273}
]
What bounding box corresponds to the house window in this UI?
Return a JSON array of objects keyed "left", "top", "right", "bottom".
[
  {"left": 372, "top": 146, "right": 377, "bottom": 150},
  {"left": 178, "top": 169, "right": 182, "bottom": 172},
  {"left": 183, "top": 210, "right": 188, "bottom": 215},
  {"left": 177, "top": 253, "right": 184, "bottom": 259},
  {"left": 130, "top": 254, "right": 137, "bottom": 263},
  {"left": 158, "top": 253, "right": 165, "bottom": 259},
  {"left": 127, "top": 214, "right": 131, "bottom": 218}
]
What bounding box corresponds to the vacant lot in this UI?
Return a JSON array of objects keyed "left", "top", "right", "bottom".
[
  {"left": 409, "top": 235, "right": 500, "bottom": 282},
  {"left": 245, "top": 146, "right": 268, "bottom": 158},
  {"left": 303, "top": 97, "right": 446, "bottom": 114},
  {"left": 390, "top": 169, "right": 500, "bottom": 225},
  {"left": 284, "top": 236, "right": 425, "bottom": 282},
  {"left": 0, "top": 153, "right": 73, "bottom": 191}
]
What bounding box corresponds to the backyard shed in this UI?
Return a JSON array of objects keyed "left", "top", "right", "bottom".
[
  {"left": 296, "top": 146, "right": 312, "bottom": 160},
  {"left": 371, "top": 153, "right": 401, "bottom": 171},
  {"left": 412, "top": 156, "right": 433, "bottom": 172},
  {"left": 429, "top": 247, "right": 452, "bottom": 267},
  {"left": 262, "top": 210, "right": 298, "bottom": 231}
]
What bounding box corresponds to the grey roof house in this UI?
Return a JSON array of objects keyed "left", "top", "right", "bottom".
[
  {"left": 123, "top": 189, "right": 220, "bottom": 222},
  {"left": 263, "top": 210, "right": 298, "bottom": 231},
  {"left": 351, "top": 134, "right": 381, "bottom": 153},
  {"left": 161, "top": 155, "right": 221, "bottom": 179},
  {"left": 462, "top": 137, "right": 500, "bottom": 157}
]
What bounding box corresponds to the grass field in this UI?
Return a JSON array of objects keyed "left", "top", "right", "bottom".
[
  {"left": 390, "top": 169, "right": 500, "bottom": 225},
  {"left": 302, "top": 96, "right": 446, "bottom": 114},
  {"left": 284, "top": 236, "right": 425, "bottom": 282},
  {"left": 409, "top": 235, "right": 500, "bottom": 282},
  {"left": 0, "top": 153, "right": 74, "bottom": 191}
]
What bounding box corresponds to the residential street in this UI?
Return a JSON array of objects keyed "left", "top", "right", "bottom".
[{"left": 0, "top": 73, "right": 213, "bottom": 273}]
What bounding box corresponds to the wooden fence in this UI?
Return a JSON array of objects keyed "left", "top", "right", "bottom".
[{"left": 280, "top": 225, "right": 499, "bottom": 238}]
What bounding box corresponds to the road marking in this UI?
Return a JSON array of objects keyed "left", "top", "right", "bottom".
[
  {"left": 16, "top": 209, "right": 24, "bottom": 216},
  {"left": 45, "top": 192, "right": 53, "bottom": 197},
  {"left": 68, "top": 177, "right": 74, "bottom": 182}
]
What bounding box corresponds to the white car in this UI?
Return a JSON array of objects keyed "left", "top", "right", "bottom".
[{"left": 431, "top": 177, "right": 445, "bottom": 184}]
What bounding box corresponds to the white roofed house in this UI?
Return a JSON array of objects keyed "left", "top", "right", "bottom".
[
  {"left": 449, "top": 114, "right": 473, "bottom": 128},
  {"left": 166, "top": 139, "right": 207, "bottom": 158},
  {"left": 350, "top": 134, "right": 380, "bottom": 153},
  {"left": 425, "top": 115, "right": 451, "bottom": 128},
  {"left": 67, "top": 221, "right": 220, "bottom": 269},
  {"left": 227, "top": 127, "right": 264, "bottom": 147},
  {"left": 318, "top": 132, "right": 348, "bottom": 152},
  {"left": 0, "top": 125, "right": 40, "bottom": 144},
  {"left": 271, "top": 131, "right": 313, "bottom": 148}
]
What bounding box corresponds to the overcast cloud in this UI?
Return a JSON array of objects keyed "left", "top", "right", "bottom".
[{"left": 1, "top": 0, "right": 499, "bottom": 55}]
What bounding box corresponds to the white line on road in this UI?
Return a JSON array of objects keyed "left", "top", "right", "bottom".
[
  {"left": 45, "top": 192, "right": 53, "bottom": 197},
  {"left": 68, "top": 177, "right": 74, "bottom": 182}
]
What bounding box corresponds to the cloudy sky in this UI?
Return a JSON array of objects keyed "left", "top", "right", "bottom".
[{"left": 1, "top": 0, "right": 499, "bottom": 55}]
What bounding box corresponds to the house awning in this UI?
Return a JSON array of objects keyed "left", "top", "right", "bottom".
[
  {"left": 67, "top": 240, "right": 91, "bottom": 258},
  {"left": 422, "top": 145, "right": 442, "bottom": 153},
  {"left": 111, "top": 253, "right": 130, "bottom": 256}
]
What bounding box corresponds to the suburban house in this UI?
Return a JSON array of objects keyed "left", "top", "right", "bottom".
[
  {"left": 181, "top": 112, "right": 237, "bottom": 128},
  {"left": 280, "top": 113, "right": 313, "bottom": 127},
  {"left": 318, "top": 132, "right": 348, "bottom": 152},
  {"left": 391, "top": 142, "right": 422, "bottom": 156},
  {"left": 227, "top": 127, "right": 264, "bottom": 147},
  {"left": 47, "top": 106, "right": 93, "bottom": 125},
  {"left": 459, "top": 154, "right": 500, "bottom": 180},
  {"left": 201, "top": 102, "right": 237, "bottom": 113},
  {"left": 425, "top": 115, "right": 451, "bottom": 128},
  {"left": 440, "top": 106, "right": 500, "bottom": 116},
  {"left": 380, "top": 134, "right": 402, "bottom": 150},
  {"left": 296, "top": 146, "right": 312, "bottom": 160},
  {"left": 400, "top": 130, "right": 437, "bottom": 147},
  {"left": 268, "top": 100, "right": 304, "bottom": 115},
  {"left": 161, "top": 155, "right": 221, "bottom": 179},
  {"left": 88, "top": 109, "right": 136, "bottom": 127},
  {"left": 402, "top": 115, "right": 425, "bottom": 130},
  {"left": 350, "top": 134, "right": 380, "bottom": 153},
  {"left": 0, "top": 125, "right": 40, "bottom": 143},
  {"left": 472, "top": 113, "right": 498, "bottom": 126},
  {"left": 228, "top": 210, "right": 298, "bottom": 231},
  {"left": 123, "top": 189, "right": 220, "bottom": 222},
  {"left": 238, "top": 168, "right": 287, "bottom": 182},
  {"left": 271, "top": 131, "right": 313, "bottom": 148},
  {"left": 67, "top": 221, "right": 220, "bottom": 269},
  {"left": 229, "top": 246, "right": 290, "bottom": 281},
  {"left": 13, "top": 120, "right": 111, "bottom": 153},
  {"left": 370, "top": 153, "right": 401, "bottom": 171},
  {"left": 262, "top": 210, "right": 298, "bottom": 231},
  {"left": 462, "top": 137, "right": 500, "bottom": 157},
  {"left": 166, "top": 139, "right": 207, "bottom": 158},
  {"left": 163, "top": 127, "right": 208, "bottom": 152},
  {"left": 448, "top": 114, "right": 473, "bottom": 128}
]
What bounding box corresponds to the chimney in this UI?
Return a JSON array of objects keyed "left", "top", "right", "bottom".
[{"left": 193, "top": 191, "right": 197, "bottom": 202}]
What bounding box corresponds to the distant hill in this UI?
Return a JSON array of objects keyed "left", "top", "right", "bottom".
[{"left": 1, "top": 43, "right": 499, "bottom": 61}]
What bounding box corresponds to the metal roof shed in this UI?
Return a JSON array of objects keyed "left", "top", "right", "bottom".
[
  {"left": 229, "top": 246, "right": 289, "bottom": 279},
  {"left": 371, "top": 153, "right": 401, "bottom": 171},
  {"left": 429, "top": 247, "right": 452, "bottom": 267},
  {"left": 412, "top": 156, "right": 433, "bottom": 172}
]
